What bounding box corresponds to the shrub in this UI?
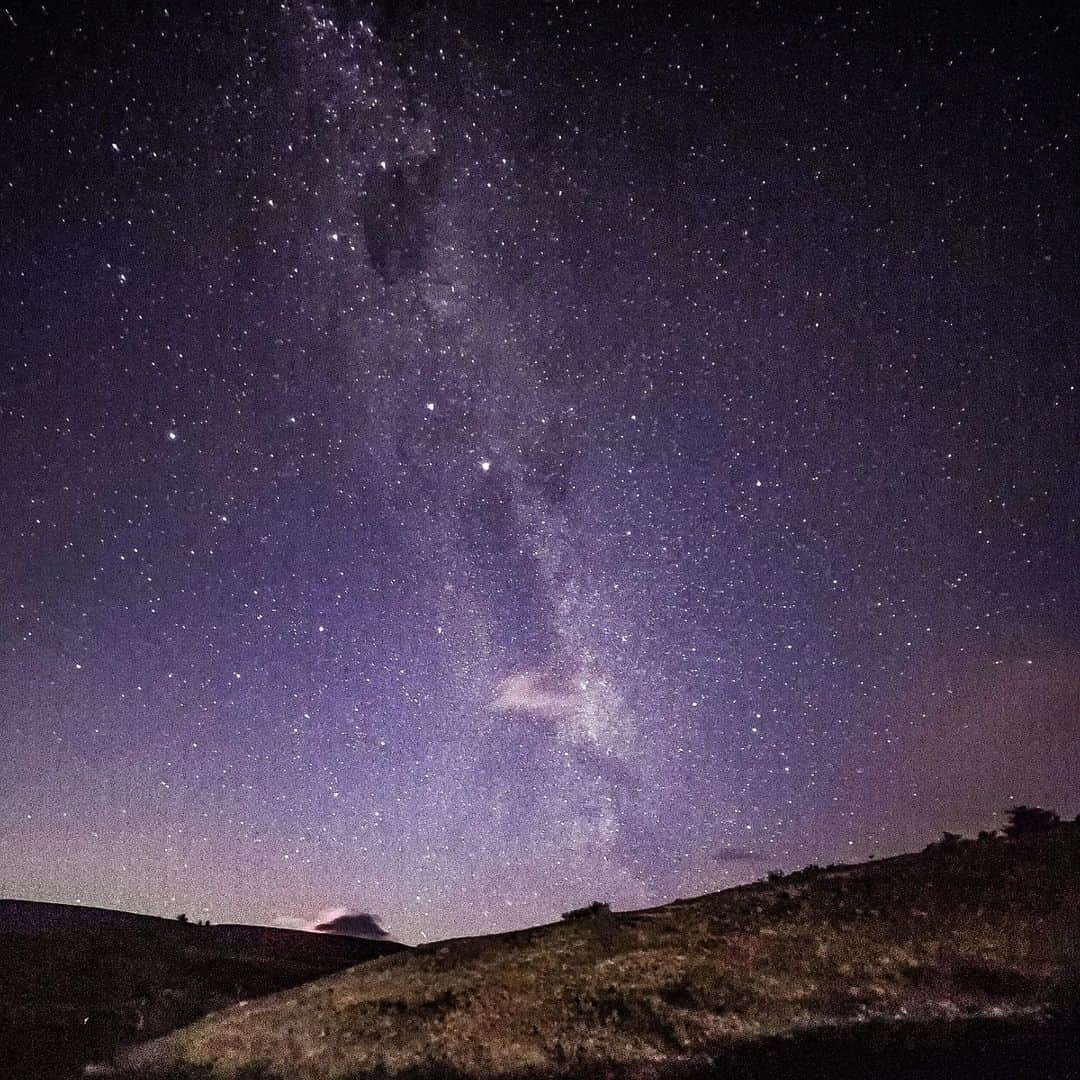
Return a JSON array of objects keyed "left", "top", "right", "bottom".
[
  {"left": 562, "top": 901, "right": 611, "bottom": 921},
  {"left": 1003, "top": 806, "right": 1060, "bottom": 837}
]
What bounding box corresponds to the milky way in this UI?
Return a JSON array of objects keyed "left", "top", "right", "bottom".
[{"left": 2, "top": 3, "right": 1077, "bottom": 942}]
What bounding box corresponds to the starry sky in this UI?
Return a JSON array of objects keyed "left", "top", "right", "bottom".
[{"left": 1, "top": 2, "right": 1077, "bottom": 944}]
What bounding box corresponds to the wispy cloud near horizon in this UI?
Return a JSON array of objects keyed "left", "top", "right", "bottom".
[{"left": 272, "top": 907, "right": 390, "bottom": 939}]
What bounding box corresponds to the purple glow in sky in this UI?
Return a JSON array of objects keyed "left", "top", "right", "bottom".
[{"left": 1, "top": 2, "right": 1077, "bottom": 944}]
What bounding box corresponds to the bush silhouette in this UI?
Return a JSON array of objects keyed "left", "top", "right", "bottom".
[
  {"left": 1003, "top": 806, "right": 1060, "bottom": 837},
  {"left": 562, "top": 901, "right": 611, "bottom": 921}
]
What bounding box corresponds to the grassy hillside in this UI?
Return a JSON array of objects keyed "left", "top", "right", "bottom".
[
  {"left": 121, "top": 822, "right": 1080, "bottom": 1079},
  {"left": 0, "top": 902, "right": 405, "bottom": 1080}
]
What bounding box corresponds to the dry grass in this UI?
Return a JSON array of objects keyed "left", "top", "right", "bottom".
[{"left": 122, "top": 824, "right": 1080, "bottom": 1080}]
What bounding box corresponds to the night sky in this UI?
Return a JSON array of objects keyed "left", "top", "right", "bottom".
[{"left": 2, "top": 2, "right": 1077, "bottom": 945}]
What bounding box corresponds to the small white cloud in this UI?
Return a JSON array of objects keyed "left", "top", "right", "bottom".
[
  {"left": 489, "top": 672, "right": 580, "bottom": 718},
  {"left": 273, "top": 906, "right": 390, "bottom": 939}
]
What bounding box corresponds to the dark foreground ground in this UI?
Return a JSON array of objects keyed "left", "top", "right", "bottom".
[
  {"left": 120, "top": 822, "right": 1080, "bottom": 1080},
  {"left": 116, "top": 1008, "right": 1080, "bottom": 1080},
  {"left": 0, "top": 901, "right": 404, "bottom": 1080},
  {"left": 7, "top": 822, "right": 1079, "bottom": 1079}
]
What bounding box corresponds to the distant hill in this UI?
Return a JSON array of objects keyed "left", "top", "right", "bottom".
[
  {"left": 0, "top": 900, "right": 405, "bottom": 1080},
  {"left": 121, "top": 822, "right": 1080, "bottom": 1079}
]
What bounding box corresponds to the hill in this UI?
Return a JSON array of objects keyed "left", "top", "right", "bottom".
[
  {"left": 120, "top": 822, "right": 1080, "bottom": 1080},
  {"left": 0, "top": 901, "right": 405, "bottom": 1079}
]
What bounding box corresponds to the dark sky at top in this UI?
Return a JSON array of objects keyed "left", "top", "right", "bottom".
[{"left": 1, "top": 1, "right": 1077, "bottom": 943}]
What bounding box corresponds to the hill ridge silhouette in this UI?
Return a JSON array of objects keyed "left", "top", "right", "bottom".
[{"left": 119, "top": 819, "right": 1080, "bottom": 1080}]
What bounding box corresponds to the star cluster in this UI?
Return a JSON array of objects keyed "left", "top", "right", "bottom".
[{"left": 1, "top": 2, "right": 1077, "bottom": 943}]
